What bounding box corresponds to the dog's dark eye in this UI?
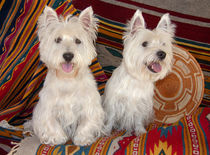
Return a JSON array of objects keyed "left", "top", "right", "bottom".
[
  {"left": 75, "top": 38, "right": 81, "bottom": 44},
  {"left": 55, "top": 37, "right": 62, "bottom": 43},
  {"left": 142, "top": 41, "right": 148, "bottom": 47}
]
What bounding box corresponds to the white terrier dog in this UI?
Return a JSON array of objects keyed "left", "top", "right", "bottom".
[
  {"left": 32, "top": 6, "right": 104, "bottom": 146},
  {"left": 103, "top": 10, "right": 175, "bottom": 136}
]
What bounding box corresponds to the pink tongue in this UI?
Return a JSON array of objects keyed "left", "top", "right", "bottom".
[
  {"left": 62, "top": 63, "right": 73, "bottom": 73},
  {"left": 151, "top": 63, "right": 162, "bottom": 73}
]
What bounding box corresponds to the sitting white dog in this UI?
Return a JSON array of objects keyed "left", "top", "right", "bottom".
[
  {"left": 103, "top": 10, "right": 175, "bottom": 136},
  {"left": 32, "top": 6, "right": 104, "bottom": 146}
]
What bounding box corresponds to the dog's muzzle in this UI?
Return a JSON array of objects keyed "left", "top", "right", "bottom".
[
  {"left": 156, "top": 50, "right": 166, "bottom": 60},
  {"left": 147, "top": 50, "right": 166, "bottom": 73},
  {"left": 62, "top": 52, "right": 74, "bottom": 73},
  {"left": 147, "top": 62, "right": 161, "bottom": 73},
  {"left": 63, "top": 52, "right": 74, "bottom": 62}
]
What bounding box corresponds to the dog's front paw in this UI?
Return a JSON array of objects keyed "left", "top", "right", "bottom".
[
  {"left": 73, "top": 134, "right": 96, "bottom": 146},
  {"left": 102, "top": 125, "right": 112, "bottom": 136},
  {"left": 135, "top": 127, "right": 147, "bottom": 136},
  {"left": 40, "top": 134, "right": 68, "bottom": 145},
  {"left": 37, "top": 129, "right": 68, "bottom": 145}
]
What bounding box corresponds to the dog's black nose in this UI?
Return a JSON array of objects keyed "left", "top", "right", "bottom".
[
  {"left": 157, "top": 50, "right": 166, "bottom": 60},
  {"left": 63, "top": 53, "right": 74, "bottom": 62}
]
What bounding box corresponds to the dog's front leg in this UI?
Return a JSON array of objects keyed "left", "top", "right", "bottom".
[
  {"left": 73, "top": 119, "right": 97, "bottom": 146},
  {"left": 134, "top": 113, "right": 147, "bottom": 136},
  {"left": 103, "top": 110, "right": 116, "bottom": 135},
  {"left": 37, "top": 117, "right": 68, "bottom": 145},
  {"left": 32, "top": 91, "right": 68, "bottom": 145},
  {"left": 73, "top": 101, "right": 104, "bottom": 146}
]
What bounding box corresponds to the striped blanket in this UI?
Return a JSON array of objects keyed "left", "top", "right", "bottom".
[{"left": 0, "top": 0, "right": 209, "bottom": 154}]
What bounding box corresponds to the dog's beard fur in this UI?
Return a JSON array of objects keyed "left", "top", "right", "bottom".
[
  {"left": 32, "top": 6, "right": 104, "bottom": 146},
  {"left": 103, "top": 10, "right": 175, "bottom": 136}
]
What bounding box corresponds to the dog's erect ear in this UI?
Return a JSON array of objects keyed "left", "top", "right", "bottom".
[
  {"left": 79, "top": 6, "right": 93, "bottom": 29},
  {"left": 38, "top": 6, "right": 59, "bottom": 28},
  {"left": 156, "top": 13, "right": 175, "bottom": 36},
  {"left": 129, "top": 10, "right": 145, "bottom": 35},
  {"left": 44, "top": 6, "right": 58, "bottom": 22},
  {"left": 79, "top": 6, "right": 98, "bottom": 31},
  {"left": 79, "top": 6, "right": 98, "bottom": 40},
  {"left": 37, "top": 6, "right": 59, "bottom": 41}
]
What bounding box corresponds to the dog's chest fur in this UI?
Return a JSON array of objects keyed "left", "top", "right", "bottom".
[
  {"left": 104, "top": 64, "right": 155, "bottom": 129},
  {"left": 106, "top": 64, "right": 154, "bottom": 104},
  {"left": 43, "top": 69, "right": 97, "bottom": 126}
]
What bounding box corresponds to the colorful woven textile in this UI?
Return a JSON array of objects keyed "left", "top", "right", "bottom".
[
  {"left": 73, "top": 0, "right": 210, "bottom": 107},
  {"left": 0, "top": 108, "right": 209, "bottom": 154},
  {"left": 0, "top": 0, "right": 209, "bottom": 154},
  {"left": 35, "top": 108, "right": 210, "bottom": 155},
  {"left": 0, "top": 0, "right": 107, "bottom": 126}
]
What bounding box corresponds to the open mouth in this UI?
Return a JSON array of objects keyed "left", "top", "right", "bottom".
[
  {"left": 61, "top": 62, "right": 74, "bottom": 73},
  {"left": 147, "top": 62, "right": 162, "bottom": 73}
]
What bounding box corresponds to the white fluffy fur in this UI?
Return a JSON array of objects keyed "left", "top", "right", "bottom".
[
  {"left": 32, "top": 6, "right": 104, "bottom": 146},
  {"left": 103, "top": 10, "right": 175, "bottom": 136}
]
